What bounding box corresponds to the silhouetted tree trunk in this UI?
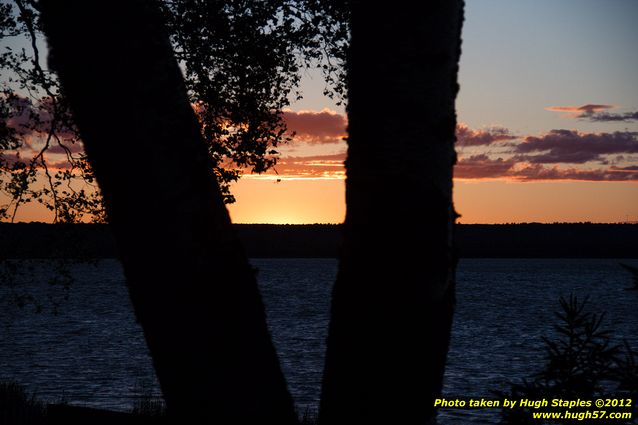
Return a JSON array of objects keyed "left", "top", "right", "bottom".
[
  {"left": 319, "top": 2, "right": 464, "bottom": 424},
  {"left": 39, "top": 1, "right": 297, "bottom": 424}
]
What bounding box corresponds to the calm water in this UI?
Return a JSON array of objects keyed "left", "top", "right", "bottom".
[{"left": 1, "top": 258, "right": 637, "bottom": 424}]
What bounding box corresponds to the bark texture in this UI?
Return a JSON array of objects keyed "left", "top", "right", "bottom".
[
  {"left": 319, "top": 2, "right": 464, "bottom": 424},
  {"left": 39, "top": 1, "right": 297, "bottom": 424}
]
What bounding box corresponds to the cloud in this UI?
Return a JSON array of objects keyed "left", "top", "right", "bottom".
[
  {"left": 282, "top": 153, "right": 347, "bottom": 163},
  {"left": 456, "top": 123, "right": 517, "bottom": 147},
  {"left": 283, "top": 109, "right": 347, "bottom": 144},
  {"left": 0, "top": 151, "right": 25, "bottom": 168},
  {"left": 546, "top": 104, "right": 613, "bottom": 114},
  {"left": 545, "top": 104, "right": 614, "bottom": 118},
  {"left": 4, "top": 96, "right": 46, "bottom": 136},
  {"left": 46, "top": 142, "right": 84, "bottom": 155},
  {"left": 511, "top": 163, "right": 638, "bottom": 182},
  {"left": 3, "top": 94, "right": 78, "bottom": 142},
  {"left": 453, "top": 125, "right": 638, "bottom": 181},
  {"left": 546, "top": 104, "right": 638, "bottom": 122},
  {"left": 454, "top": 154, "right": 516, "bottom": 179},
  {"left": 610, "top": 165, "right": 638, "bottom": 172},
  {"left": 262, "top": 152, "right": 346, "bottom": 179},
  {"left": 264, "top": 123, "right": 638, "bottom": 181},
  {"left": 45, "top": 159, "right": 74, "bottom": 170},
  {"left": 513, "top": 129, "right": 638, "bottom": 164},
  {"left": 282, "top": 114, "right": 521, "bottom": 147},
  {"left": 586, "top": 111, "right": 638, "bottom": 122},
  {"left": 454, "top": 154, "right": 638, "bottom": 181}
]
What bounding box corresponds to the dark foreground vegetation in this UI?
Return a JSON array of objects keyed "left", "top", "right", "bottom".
[
  {"left": 0, "top": 382, "right": 319, "bottom": 425},
  {"left": 1, "top": 222, "right": 637, "bottom": 259},
  {"left": 498, "top": 295, "right": 638, "bottom": 424},
  {"left": 0, "top": 381, "right": 167, "bottom": 425}
]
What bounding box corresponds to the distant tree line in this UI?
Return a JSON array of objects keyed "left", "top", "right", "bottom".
[{"left": 1, "top": 222, "right": 636, "bottom": 259}]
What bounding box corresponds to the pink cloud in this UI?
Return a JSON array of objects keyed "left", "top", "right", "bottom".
[
  {"left": 281, "top": 152, "right": 346, "bottom": 163},
  {"left": 47, "top": 142, "right": 84, "bottom": 155},
  {"left": 282, "top": 113, "right": 522, "bottom": 147},
  {"left": 546, "top": 104, "right": 613, "bottom": 113},
  {"left": 454, "top": 154, "right": 638, "bottom": 181},
  {"left": 514, "top": 129, "right": 638, "bottom": 164},
  {"left": 45, "top": 160, "right": 74, "bottom": 170},
  {"left": 456, "top": 123, "right": 517, "bottom": 146},
  {"left": 4, "top": 96, "right": 47, "bottom": 136},
  {"left": 268, "top": 152, "right": 346, "bottom": 178},
  {"left": 545, "top": 104, "right": 614, "bottom": 118},
  {"left": 283, "top": 109, "right": 347, "bottom": 144},
  {"left": 512, "top": 163, "right": 638, "bottom": 182},
  {"left": 609, "top": 165, "right": 638, "bottom": 173},
  {"left": 265, "top": 122, "right": 638, "bottom": 181},
  {"left": 3, "top": 94, "right": 78, "bottom": 141},
  {"left": 453, "top": 125, "right": 638, "bottom": 181},
  {"left": 0, "top": 151, "right": 26, "bottom": 168},
  {"left": 545, "top": 104, "right": 638, "bottom": 122},
  {"left": 454, "top": 154, "right": 516, "bottom": 179}
]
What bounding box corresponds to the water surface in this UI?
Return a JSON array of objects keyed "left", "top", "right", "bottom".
[{"left": 1, "top": 258, "right": 636, "bottom": 423}]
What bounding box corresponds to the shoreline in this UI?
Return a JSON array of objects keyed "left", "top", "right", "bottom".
[{"left": 1, "top": 222, "right": 637, "bottom": 259}]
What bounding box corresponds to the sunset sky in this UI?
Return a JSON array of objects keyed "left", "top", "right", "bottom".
[
  {"left": 229, "top": 0, "right": 638, "bottom": 224},
  {"left": 3, "top": 0, "right": 638, "bottom": 224}
]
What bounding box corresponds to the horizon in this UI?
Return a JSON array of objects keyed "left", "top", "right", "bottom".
[{"left": 4, "top": 220, "right": 638, "bottom": 226}]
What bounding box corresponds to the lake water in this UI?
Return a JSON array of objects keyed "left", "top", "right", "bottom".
[{"left": 1, "top": 258, "right": 637, "bottom": 424}]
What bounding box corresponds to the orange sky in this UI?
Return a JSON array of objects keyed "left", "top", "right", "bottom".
[
  {"left": 226, "top": 176, "right": 638, "bottom": 225},
  {"left": 8, "top": 176, "right": 636, "bottom": 224},
  {"left": 222, "top": 106, "right": 638, "bottom": 224},
  {"left": 223, "top": 1, "right": 638, "bottom": 225},
  {"left": 2, "top": 1, "right": 638, "bottom": 225},
  {"left": 4, "top": 105, "right": 638, "bottom": 225},
  {"left": 4, "top": 94, "right": 638, "bottom": 225}
]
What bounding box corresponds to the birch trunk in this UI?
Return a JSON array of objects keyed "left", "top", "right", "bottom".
[
  {"left": 319, "top": 2, "right": 464, "bottom": 424},
  {"left": 39, "top": 1, "right": 297, "bottom": 424}
]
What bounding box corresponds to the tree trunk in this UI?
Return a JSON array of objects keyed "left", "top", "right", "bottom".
[
  {"left": 38, "top": 1, "right": 297, "bottom": 424},
  {"left": 319, "top": 2, "right": 464, "bottom": 424}
]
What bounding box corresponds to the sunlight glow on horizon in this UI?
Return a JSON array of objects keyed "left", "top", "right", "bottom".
[
  {"left": 227, "top": 177, "right": 638, "bottom": 225},
  {"left": 227, "top": 178, "right": 346, "bottom": 224},
  {"left": 3, "top": 1, "right": 637, "bottom": 225}
]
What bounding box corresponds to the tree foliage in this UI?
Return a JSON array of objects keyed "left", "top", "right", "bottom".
[
  {"left": 0, "top": 0, "right": 101, "bottom": 223},
  {"left": 0, "top": 0, "right": 349, "bottom": 221}
]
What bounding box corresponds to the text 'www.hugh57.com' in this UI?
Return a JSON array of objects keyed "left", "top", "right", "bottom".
[{"left": 435, "top": 397, "right": 633, "bottom": 421}]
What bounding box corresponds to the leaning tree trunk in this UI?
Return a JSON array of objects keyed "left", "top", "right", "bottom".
[
  {"left": 319, "top": 2, "right": 464, "bottom": 424},
  {"left": 39, "top": 1, "right": 297, "bottom": 424}
]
